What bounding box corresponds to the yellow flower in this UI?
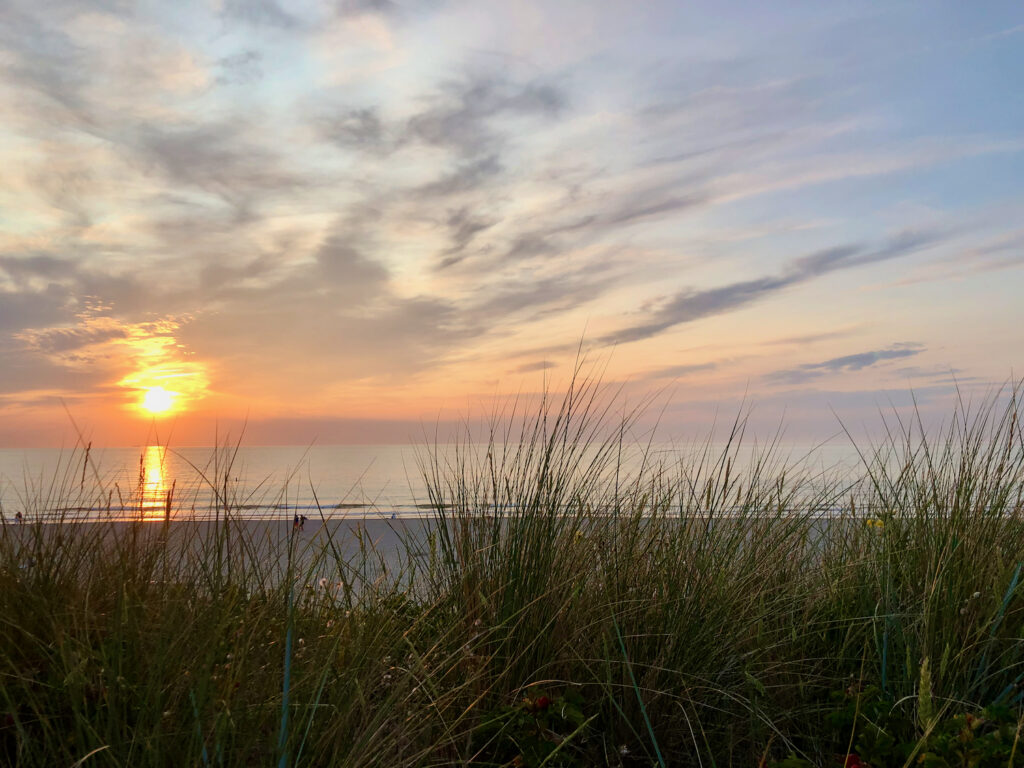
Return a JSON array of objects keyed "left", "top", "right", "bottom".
[{"left": 866, "top": 518, "right": 885, "bottom": 529}]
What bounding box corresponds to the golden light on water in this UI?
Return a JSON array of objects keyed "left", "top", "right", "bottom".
[
  {"left": 140, "top": 445, "right": 172, "bottom": 520},
  {"left": 141, "top": 386, "right": 175, "bottom": 414}
]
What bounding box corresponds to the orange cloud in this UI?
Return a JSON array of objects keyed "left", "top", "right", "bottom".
[{"left": 17, "top": 302, "right": 210, "bottom": 415}]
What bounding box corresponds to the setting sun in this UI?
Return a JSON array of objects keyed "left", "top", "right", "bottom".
[{"left": 141, "top": 386, "right": 175, "bottom": 414}]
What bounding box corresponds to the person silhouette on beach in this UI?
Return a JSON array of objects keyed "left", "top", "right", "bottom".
[
  {"left": 293, "top": 514, "right": 300, "bottom": 531},
  {"left": 299, "top": 515, "right": 307, "bottom": 532},
  {"left": 14, "top": 511, "right": 23, "bottom": 524}
]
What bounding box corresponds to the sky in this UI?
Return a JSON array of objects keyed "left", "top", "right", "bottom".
[{"left": 1, "top": 0, "right": 1023, "bottom": 447}]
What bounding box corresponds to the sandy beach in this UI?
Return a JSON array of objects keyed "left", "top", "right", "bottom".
[{"left": 3, "top": 515, "right": 440, "bottom": 585}]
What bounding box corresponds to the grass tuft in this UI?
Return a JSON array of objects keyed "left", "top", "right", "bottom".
[{"left": 2, "top": 377, "right": 1024, "bottom": 765}]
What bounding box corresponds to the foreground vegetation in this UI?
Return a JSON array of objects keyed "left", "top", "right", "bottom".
[{"left": 3, "top": 381, "right": 1024, "bottom": 766}]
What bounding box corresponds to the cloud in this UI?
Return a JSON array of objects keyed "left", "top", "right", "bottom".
[
  {"left": 502, "top": 233, "right": 558, "bottom": 262},
  {"left": 0, "top": 284, "right": 73, "bottom": 334},
  {"left": 0, "top": 254, "right": 76, "bottom": 288},
  {"left": 216, "top": 50, "right": 263, "bottom": 85},
  {"left": 808, "top": 346, "right": 924, "bottom": 372},
  {"left": 335, "top": 0, "right": 402, "bottom": 17},
  {"left": 320, "top": 107, "right": 388, "bottom": 152},
  {"left": 511, "top": 360, "right": 557, "bottom": 374},
  {"left": 182, "top": 289, "right": 470, "bottom": 395},
  {"left": 892, "top": 366, "right": 982, "bottom": 386},
  {"left": 643, "top": 362, "right": 718, "bottom": 380},
  {"left": 168, "top": 215, "right": 477, "bottom": 392},
  {"left": 437, "top": 208, "right": 496, "bottom": 268},
  {"left": 489, "top": 189, "right": 708, "bottom": 265},
  {"left": 17, "top": 323, "right": 129, "bottom": 354},
  {"left": 2, "top": 301, "right": 210, "bottom": 414},
  {"left": 134, "top": 121, "right": 309, "bottom": 210},
  {"left": 946, "top": 229, "right": 1024, "bottom": 275},
  {"left": 761, "top": 328, "right": 860, "bottom": 346},
  {"left": 197, "top": 254, "right": 278, "bottom": 294},
  {"left": 308, "top": 71, "right": 574, "bottom": 274},
  {"left": 404, "top": 75, "right": 565, "bottom": 158},
  {"left": 221, "top": 0, "right": 299, "bottom": 29},
  {"left": 416, "top": 153, "right": 503, "bottom": 197},
  {"left": 315, "top": 230, "right": 389, "bottom": 294},
  {"left": 0, "top": 335, "right": 108, "bottom": 396},
  {"left": 598, "top": 193, "right": 707, "bottom": 229},
  {"left": 766, "top": 344, "right": 925, "bottom": 384},
  {"left": 601, "top": 231, "right": 940, "bottom": 345},
  {"left": 0, "top": 8, "right": 92, "bottom": 120},
  {"left": 466, "top": 259, "right": 618, "bottom": 324},
  {"left": 0, "top": 250, "right": 171, "bottom": 342},
  {"left": 1, "top": 4, "right": 209, "bottom": 141}
]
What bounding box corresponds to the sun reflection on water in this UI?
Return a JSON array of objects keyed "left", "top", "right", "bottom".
[{"left": 139, "top": 445, "right": 175, "bottom": 520}]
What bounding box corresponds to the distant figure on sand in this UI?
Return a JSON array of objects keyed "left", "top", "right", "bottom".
[
  {"left": 299, "top": 515, "right": 307, "bottom": 532},
  {"left": 14, "top": 511, "right": 23, "bottom": 524},
  {"left": 293, "top": 514, "right": 300, "bottom": 531}
]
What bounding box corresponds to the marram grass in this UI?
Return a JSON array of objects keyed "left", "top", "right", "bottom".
[{"left": 2, "top": 383, "right": 1024, "bottom": 766}]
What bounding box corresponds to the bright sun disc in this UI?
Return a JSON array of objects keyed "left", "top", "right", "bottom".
[{"left": 141, "top": 386, "right": 175, "bottom": 414}]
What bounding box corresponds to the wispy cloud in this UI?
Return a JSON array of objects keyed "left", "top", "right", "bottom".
[
  {"left": 511, "top": 360, "right": 557, "bottom": 373},
  {"left": 643, "top": 362, "right": 719, "bottom": 380},
  {"left": 766, "top": 344, "right": 925, "bottom": 385},
  {"left": 221, "top": 0, "right": 300, "bottom": 29},
  {"left": 134, "top": 121, "right": 313, "bottom": 212},
  {"left": 601, "top": 231, "right": 940, "bottom": 345},
  {"left": 336, "top": 0, "right": 403, "bottom": 18}
]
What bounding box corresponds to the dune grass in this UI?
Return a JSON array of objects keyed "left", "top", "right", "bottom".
[{"left": 2, "top": 380, "right": 1024, "bottom": 766}]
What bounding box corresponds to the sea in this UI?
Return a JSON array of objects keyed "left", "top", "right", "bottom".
[{"left": 0, "top": 442, "right": 865, "bottom": 523}]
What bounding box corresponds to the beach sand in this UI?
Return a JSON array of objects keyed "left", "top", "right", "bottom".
[{"left": 4, "top": 515, "right": 440, "bottom": 586}]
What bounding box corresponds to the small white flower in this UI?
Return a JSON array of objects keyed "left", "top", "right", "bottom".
[{"left": 972, "top": 591, "right": 982, "bottom": 599}]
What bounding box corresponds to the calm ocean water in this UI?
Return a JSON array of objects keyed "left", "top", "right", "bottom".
[
  {"left": 0, "top": 442, "right": 863, "bottom": 522},
  {"left": 0, "top": 444, "right": 431, "bottom": 522}
]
